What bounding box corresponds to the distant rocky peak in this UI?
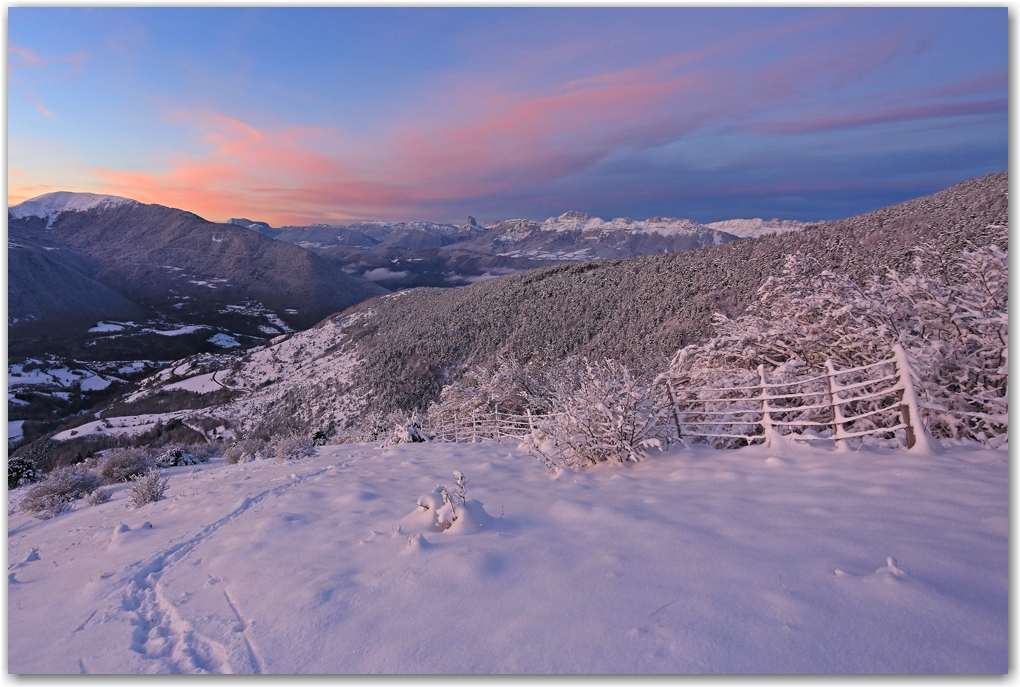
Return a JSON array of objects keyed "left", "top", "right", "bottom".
[
  {"left": 557, "top": 210, "right": 595, "bottom": 222},
  {"left": 9, "top": 192, "right": 138, "bottom": 227}
]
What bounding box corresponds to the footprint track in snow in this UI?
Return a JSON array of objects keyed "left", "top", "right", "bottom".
[{"left": 100, "top": 467, "right": 331, "bottom": 673}]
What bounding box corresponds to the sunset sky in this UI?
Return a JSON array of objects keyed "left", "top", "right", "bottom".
[{"left": 8, "top": 7, "right": 1007, "bottom": 227}]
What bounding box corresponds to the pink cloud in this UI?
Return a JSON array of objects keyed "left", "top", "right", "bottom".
[{"left": 24, "top": 93, "right": 55, "bottom": 118}]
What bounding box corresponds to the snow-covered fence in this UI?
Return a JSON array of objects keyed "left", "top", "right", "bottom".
[
  {"left": 660, "top": 344, "right": 934, "bottom": 451},
  {"left": 423, "top": 407, "right": 545, "bottom": 443}
]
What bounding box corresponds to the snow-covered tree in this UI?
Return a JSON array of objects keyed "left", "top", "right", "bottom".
[{"left": 526, "top": 359, "right": 671, "bottom": 469}]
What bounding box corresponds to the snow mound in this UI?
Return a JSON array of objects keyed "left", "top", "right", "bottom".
[{"left": 9, "top": 192, "right": 137, "bottom": 227}]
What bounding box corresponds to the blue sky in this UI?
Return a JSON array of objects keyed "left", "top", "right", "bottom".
[{"left": 8, "top": 7, "right": 1007, "bottom": 226}]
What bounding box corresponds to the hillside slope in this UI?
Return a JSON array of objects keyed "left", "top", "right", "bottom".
[{"left": 8, "top": 239, "right": 144, "bottom": 333}]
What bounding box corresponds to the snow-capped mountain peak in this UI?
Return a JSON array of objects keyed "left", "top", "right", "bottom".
[
  {"left": 538, "top": 212, "right": 713, "bottom": 238},
  {"left": 705, "top": 217, "right": 809, "bottom": 239},
  {"left": 9, "top": 192, "right": 138, "bottom": 227}
]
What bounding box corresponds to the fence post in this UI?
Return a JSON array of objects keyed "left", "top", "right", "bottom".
[
  {"left": 472, "top": 411, "right": 477, "bottom": 443},
  {"left": 454, "top": 412, "right": 459, "bottom": 443},
  {"left": 824, "top": 359, "right": 848, "bottom": 452},
  {"left": 891, "top": 344, "right": 938, "bottom": 452},
  {"left": 757, "top": 364, "right": 777, "bottom": 447},
  {"left": 526, "top": 408, "right": 535, "bottom": 434},
  {"left": 662, "top": 377, "right": 685, "bottom": 446},
  {"left": 495, "top": 405, "right": 500, "bottom": 443}
]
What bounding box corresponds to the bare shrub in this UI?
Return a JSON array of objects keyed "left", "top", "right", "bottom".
[
  {"left": 267, "top": 434, "right": 314, "bottom": 462},
  {"left": 98, "top": 447, "right": 154, "bottom": 484},
  {"left": 129, "top": 469, "right": 170, "bottom": 507},
  {"left": 223, "top": 439, "right": 267, "bottom": 465},
  {"left": 21, "top": 464, "right": 104, "bottom": 518},
  {"left": 189, "top": 442, "right": 221, "bottom": 463},
  {"left": 87, "top": 488, "right": 112, "bottom": 507}
]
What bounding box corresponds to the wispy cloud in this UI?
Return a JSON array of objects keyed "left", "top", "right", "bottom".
[
  {"left": 24, "top": 93, "right": 56, "bottom": 118},
  {"left": 8, "top": 41, "right": 88, "bottom": 80},
  {"left": 749, "top": 98, "right": 1006, "bottom": 136}
]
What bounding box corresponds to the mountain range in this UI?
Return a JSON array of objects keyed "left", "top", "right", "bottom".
[
  {"left": 229, "top": 211, "right": 807, "bottom": 290},
  {"left": 8, "top": 194, "right": 387, "bottom": 358},
  {"left": 9, "top": 191, "right": 812, "bottom": 360}
]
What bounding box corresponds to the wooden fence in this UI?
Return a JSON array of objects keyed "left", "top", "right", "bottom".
[
  {"left": 422, "top": 344, "right": 935, "bottom": 452},
  {"left": 659, "top": 344, "right": 933, "bottom": 451},
  {"left": 422, "top": 407, "right": 540, "bottom": 443}
]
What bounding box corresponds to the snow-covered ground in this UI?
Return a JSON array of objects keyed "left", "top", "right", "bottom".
[
  {"left": 8, "top": 362, "right": 122, "bottom": 393},
  {"left": 163, "top": 372, "right": 223, "bottom": 394},
  {"left": 7, "top": 440, "right": 1006, "bottom": 674},
  {"left": 50, "top": 412, "right": 191, "bottom": 442},
  {"left": 9, "top": 420, "right": 25, "bottom": 444}
]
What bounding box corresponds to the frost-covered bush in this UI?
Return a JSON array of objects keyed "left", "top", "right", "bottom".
[
  {"left": 223, "top": 439, "right": 267, "bottom": 465},
  {"left": 155, "top": 446, "right": 202, "bottom": 468},
  {"left": 429, "top": 356, "right": 566, "bottom": 419},
  {"left": 526, "top": 360, "right": 671, "bottom": 469},
  {"left": 267, "top": 434, "right": 315, "bottom": 462},
  {"left": 8, "top": 456, "right": 42, "bottom": 489},
  {"left": 129, "top": 469, "right": 170, "bottom": 507},
  {"left": 21, "top": 464, "right": 104, "bottom": 518},
  {"left": 335, "top": 413, "right": 400, "bottom": 444},
  {"left": 98, "top": 448, "right": 154, "bottom": 484},
  {"left": 87, "top": 488, "right": 112, "bottom": 507},
  {"left": 188, "top": 442, "right": 221, "bottom": 463},
  {"left": 386, "top": 412, "right": 429, "bottom": 445}
]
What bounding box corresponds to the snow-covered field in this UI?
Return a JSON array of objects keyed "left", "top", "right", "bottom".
[
  {"left": 50, "top": 413, "right": 191, "bottom": 442},
  {"left": 7, "top": 439, "right": 1005, "bottom": 674}
]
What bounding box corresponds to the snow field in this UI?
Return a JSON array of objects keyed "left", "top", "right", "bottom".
[
  {"left": 163, "top": 373, "right": 223, "bottom": 394},
  {"left": 7, "top": 440, "right": 1006, "bottom": 674},
  {"left": 9, "top": 420, "right": 26, "bottom": 443},
  {"left": 51, "top": 412, "right": 190, "bottom": 442}
]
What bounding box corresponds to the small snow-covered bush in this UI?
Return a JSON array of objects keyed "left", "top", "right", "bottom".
[
  {"left": 129, "top": 469, "right": 170, "bottom": 507},
  {"left": 224, "top": 439, "right": 268, "bottom": 464},
  {"left": 98, "top": 448, "right": 153, "bottom": 484},
  {"left": 267, "top": 434, "right": 315, "bottom": 462},
  {"left": 155, "top": 446, "right": 201, "bottom": 468},
  {"left": 387, "top": 412, "right": 429, "bottom": 445},
  {"left": 8, "top": 455, "right": 42, "bottom": 489},
  {"left": 417, "top": 472, "right": 468, "bottom": 530},
  {"left": 87, "top": 488, "right": 112, "bottom": 507},
  {"left": 527, "top": 360, "right": 670, "bottom": 469},
  {"left": 188, "top": 442, "right": 221, "bottom": 463},
  {"left": 21, "top": 464, "right": 104, "bottom": 518}
]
